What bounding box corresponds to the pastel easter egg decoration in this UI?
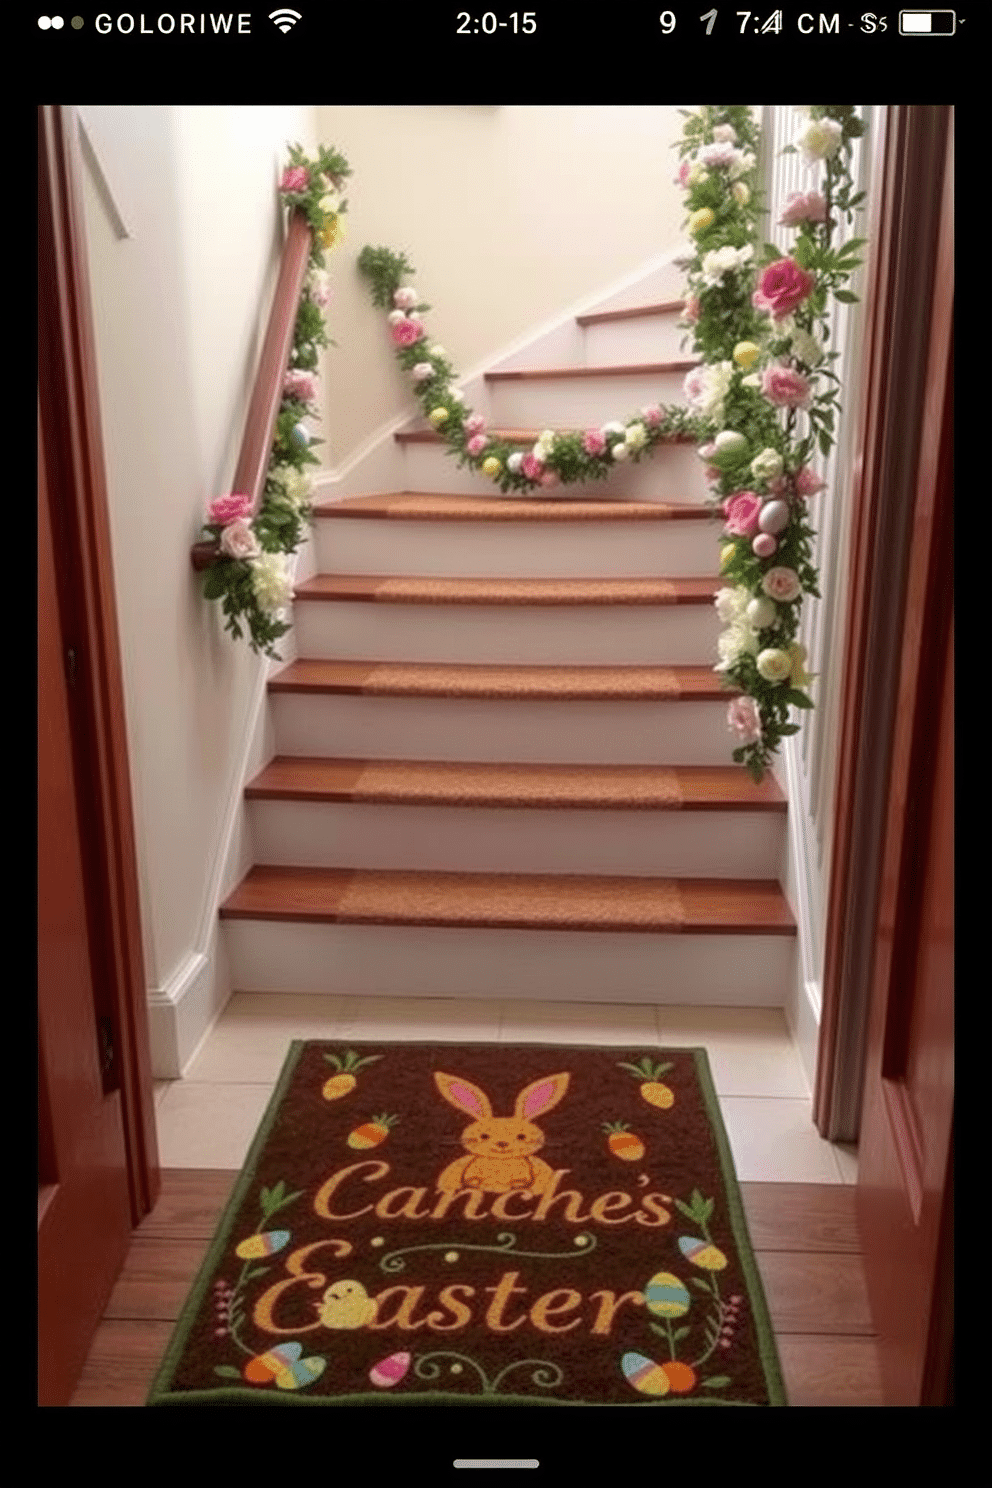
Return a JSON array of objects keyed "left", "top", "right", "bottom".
[
  {"left": 369, "top": 1351, "right": 411, "bottom": 1389},
  {"left": 235, "top": 1229, "right": 290, "bottom": 1260},
  {"left": 244, "top": 1341, "right": 302, "bottom": 1384},
  {"left": 678, "top": 1236, "right": 728, "bottom": 1270},
  {"left": 291, "top": 422, "right": 310, "bottom": 448},
  {"left": 621, "top": 1351, "right": 671, "bottom": 1396},
  {"left": 746, "top": 595, "right": 777, "bottom": 630},
  {"left": 661, "top": 1360, "right": 698, "bottom": 1393},
  {"left": 275, "top": 1355, "right": 327, "bottom": 1390},
  {"left": 643, "top": 1271, "right": 691, "bottom": 1318},
  {"left": 758, "top": 499, "right": 790, "bottom": 535},
  {"left": 752, "top": 532, "right": 778, "bottom": 559}
]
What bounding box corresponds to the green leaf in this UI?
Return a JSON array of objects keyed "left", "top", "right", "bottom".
[
  {"left": 833, "top": 289, "right": 860, "bottom": 303},
  {"left": 214, "top": 1365, "right": 243, "bottom": 1379},
  {"left": 702, "top": 1375, "right": 731, "bottom": 1389},
  {"left": 785, "top": 690, "right": 814, "bottom": 709}
]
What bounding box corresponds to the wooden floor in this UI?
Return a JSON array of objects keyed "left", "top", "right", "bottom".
[{"left": 70, "top": 1170, "right": 884, "bottom": 1407}]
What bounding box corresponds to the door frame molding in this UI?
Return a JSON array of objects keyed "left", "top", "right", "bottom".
[
  {"left": 38, "top": 104, "right": 159, "bottom": 1224},
  {"left": 814, "top": 106, "right": 953, "bottom": 1142}
]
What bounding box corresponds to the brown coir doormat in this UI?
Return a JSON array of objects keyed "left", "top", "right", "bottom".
[{"left": 148, "top": 1041, "right": 786, "bottom": 1407}]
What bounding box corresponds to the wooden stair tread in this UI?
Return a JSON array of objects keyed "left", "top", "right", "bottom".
[
  {"left": 294, "top": 574, "right": 721, "bottom": 605},
  {"left": 268, "top": 659, "right": 734, "bottom": 701},
  {"left": 395, "top": 426, "right": 698, "bottom": 446},
  {"left": 246, "top": 757, "right": 787, "bottom": 811},
  {"left": 220, "top": 865, "right": 796, "bottom": 933},
  {"left": 485, "top": 359, "right": 699, "bottom": 381},
  {"left": 314, "top": 493, "right": 716, "bottom": 522},
  {"left": 576, "top": 300, "right": 686, "bottom": 327}
]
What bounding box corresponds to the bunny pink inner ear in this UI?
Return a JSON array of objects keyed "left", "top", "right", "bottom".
[
  {"left": 435, "top": 1073, "right": 492, "bottom": 1119},
  {"left": 518, "top": 1074, "right": 569, "bottom": 1119}
]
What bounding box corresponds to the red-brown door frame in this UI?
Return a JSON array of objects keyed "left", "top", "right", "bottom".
[{"left": 38, "top": 104, "right": 160, "bottom": 1226}]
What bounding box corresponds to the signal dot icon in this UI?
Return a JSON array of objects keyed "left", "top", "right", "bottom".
[{"left": 269, "top": 7, "right": 302, "bottom": 30}]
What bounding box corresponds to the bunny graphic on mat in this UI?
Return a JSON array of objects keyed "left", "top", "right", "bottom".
[{"left": 434, "top": 1071, "right": 570, "bottom": 1196}]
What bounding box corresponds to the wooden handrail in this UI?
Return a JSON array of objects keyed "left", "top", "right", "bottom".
[{"left": 190, "top": 208, "right": 313, "bottom": 571}]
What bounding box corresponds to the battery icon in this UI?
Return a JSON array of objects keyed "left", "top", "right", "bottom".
[{"left": 899, "top": 10, "right": 956, "bottom": 31}]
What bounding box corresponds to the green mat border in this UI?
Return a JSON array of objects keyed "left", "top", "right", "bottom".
[{"left": 147, "top": 1040, "right": 787, "bottom": 1407}]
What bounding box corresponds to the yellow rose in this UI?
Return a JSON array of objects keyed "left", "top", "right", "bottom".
[
  {"left": 733, "top": 341, "right": 761, "bottom": 370},
  {"left": 482, "top": 456, "right": 501, "bottom": 477},
  {"left": 788, "top": 642, "right": 814, "bottom": 688},
  {"left": 689, "top": 207, "right": 715, "bottom": 236},
  {"left": 318, "top": 213, "right": 344, "bottom": 251},
  {"left": 429, "top": 407, "right": 449, "bottom": 427}
]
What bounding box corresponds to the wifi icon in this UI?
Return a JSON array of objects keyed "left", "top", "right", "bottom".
[{"left": 269, "top": 8, "right": 302, "bottom": 31}]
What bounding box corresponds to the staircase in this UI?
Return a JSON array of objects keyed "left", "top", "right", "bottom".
[{"left": 219, "top": 263, "right": 796, "bottom": 1007}]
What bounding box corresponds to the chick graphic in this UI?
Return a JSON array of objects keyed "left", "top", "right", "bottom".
[{"left": 317, "top": 1279, "right": 378, "bottom": 1330}]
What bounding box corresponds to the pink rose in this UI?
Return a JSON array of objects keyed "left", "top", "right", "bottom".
[
  {"left": 761, "top": 364, "right": 811, "bottom": 408},
  {"left": 219, "top": 518, "right": 260, "bottom": 560},
  {"left": 391, "top": 318, "right": 424, "bottom": 347},
  {"left": 683, "top": 366, "right": 707, "bottom": 403},
  {"left": 467, "top": 434, "right": 488, "bottom": 457},
  {"left": 582, "top": 429, "right": 607, "bottom": 457},
  {"left": 393, "top": 287, "right": 419, "bottom": 310},
  {"left": 540, "top": 471, "right": 559, "bottom": 488},
  {"left": 279, "top": 166, "right": 309, "bottom": 193},
  {"left": 795, "top": 466, "right": 827, "bottom": 496},
  {"left": 641, "top": 405, "right": 662, "bottom": 427},
  {"left": 465, "top": 414, "right": 486, "bottom": 436},
  {"left": 681, "top": 295, "right": 701, "bottom": 324},
  {"left": 752, "top": 258, "right": 817, "bottom": 320},
  {"left": 207, "top": 492, "right": 253, "bottom": 526},
  {"left": 761, "top": 566, "right": 802, "bottom": 602},
  {"left": 727, "top": 695, "right": 762, "bottom": 744},
  {"left": 283, "top": 368, "right": 318, "bottom": 404},
  {"left": 779, "top": 191, "right": 827, "bottom": 227},
  {"left": 521, "top": 453, "right": 544, "bottom": 480},
  {"left": 675, "top": 159, "right": 691, "bottom": 187},
  {"left": 723, "top": 491, "right": 764, "bottom": 538}
]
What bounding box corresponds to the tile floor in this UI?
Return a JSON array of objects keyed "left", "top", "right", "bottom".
[{"left": 154, "top": 994, "right": 858, "bottom": 1184}]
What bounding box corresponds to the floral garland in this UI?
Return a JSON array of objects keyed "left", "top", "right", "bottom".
[
  {"left": 357, "top": 245, "right": 710, "bottom": 494},
  {"left": 198, "top": 143, "right": 350, "bottom": 659},
  {"left": 675, "top": 106, "right": 866, "bottom": 779}
]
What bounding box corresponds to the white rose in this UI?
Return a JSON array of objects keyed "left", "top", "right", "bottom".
[
  {"left": 411, "top": 362, "right": 434, "bottom": 382},
  {"left": 712, "top": 123, "right": 738, "bottom": 143},
  {"left": 687, "top": 162, "right": 710, "bottom": 186},
  {"left": 729, "top": 150, "right": 756, "bottom": 180},
  {"left": 625, "top": 422, "right": 647, "bottom": 451},
  {"left": 387, "top": 309, "right": 406, "bottom": 325},
  {"left": 741, "top": 373, "right": 763, "bottom": 388},
  {"left": 750, "top": 447, "right": 784, "bottom": 483},
  {"left": 756, "top": 647, "right": 793, "bottom": 683},
  {"left": 732, "top": 182, "right": 751, "bottom": 206},
  {"left": 251, "top": 552, "right": 294, "bottom": 615},
  {"left": 714, "top": 585, "right": 750, "bottom": 623},
  {"left": 219, "top": 518, "right": 260, "bottom": 560},
  {"left": 716, "top": 621, "right": 759, "bottom": 671},
  {"left": 798, "top": 118, "right": 843, "bottom": 165},
  {"left": 611, "top": 442, "right": 629, "bottom": 462},
  {"left": 428, "top": 345, "right": 447, "bottom": 359},
  {"left": 507, "top": 452, "right": 524, "bottom": 474},
  {"left": 602, "top": 421, "right": 625, "bottom": 436},
  {"left": 393, "top": 287, "right": 419, "bottom": 309}
]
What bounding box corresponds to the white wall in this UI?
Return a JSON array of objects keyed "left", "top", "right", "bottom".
[
  {"left": 77, "top": 105, "right": 314, "bottom": 1072},
  {"left": 313, "top": 106, "right": 694, "bottom": 467}
]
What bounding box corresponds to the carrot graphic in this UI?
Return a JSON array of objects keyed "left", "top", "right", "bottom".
[
  {"left": 322, "top": 1050, "right": 382, "bottom": 1101},
  {"left": 603, "top": 1121, "right": 646, "bottom": 1162},
  {"left": 346, "top": 1114, "right": 399, "bottom": 1150},
  {"left": 617, "top": 1057, "right": 675, "bottom": 1109}
]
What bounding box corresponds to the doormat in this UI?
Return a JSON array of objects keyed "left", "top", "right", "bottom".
[{"left": 148, "top": 1041, "right": 786, "bottom": 1407}]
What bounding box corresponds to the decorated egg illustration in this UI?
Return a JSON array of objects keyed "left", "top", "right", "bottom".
[
  {"left": 243, "top": 1341, "right": 302, "bottom": 1384},
  {"left": 369, "top": 1351, "right": 411, "bottom": 1389},
  {"left": 644, "top": 1271, "right": 691, "bottom": 1318},
  {"left": 621, "top": 1351, "right": 671, "bottom": 1396},
  {"left": 276, "top": 1355, "right": 326, "bottom": 1391},
  {"left": 752, "top": 532, "right": 778, "bottom": 558},
  {"left": 678, "top": 1236, "right": 728, "bottom": 1270},
  {"left": 235, "top": 1229, "right": 290, "bottom": 1259}
]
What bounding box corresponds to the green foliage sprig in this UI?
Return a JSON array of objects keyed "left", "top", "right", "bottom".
[{"left": 197, "top": 145, "right": 350, "bottom": 659}]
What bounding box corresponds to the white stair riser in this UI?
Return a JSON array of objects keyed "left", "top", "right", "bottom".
[
  {"left": 294, "top": 601, "right": 720, "bottom": 665},
  {"left": 398, "top": 440, "right": 714, "bottom": 503},
  {"left": 582, "top": 316, "right": 695, "bottom": 367},
  {"left": 223, "top": 921, "right": 794, "bottom": 1004},
  {"left": 249, "top": 800, "right": 785, "bottom": 877},
  {"left": 484, "top": 369, "right": 693, "bottom": 428},
  {"left": 271, "top": 695, "right": 738, "bottom": 765},
  {"left": 315, "top": 515, "right": 722, "bottom": 578}
]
